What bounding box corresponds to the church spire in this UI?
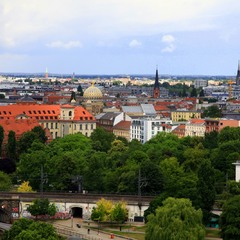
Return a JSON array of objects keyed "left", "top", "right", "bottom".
[
  {"left": 236, "top": 60, "right": 240, "bottom": 85},
  {"left": 153, "top": 66, "right": 160, "bottom": 98}
]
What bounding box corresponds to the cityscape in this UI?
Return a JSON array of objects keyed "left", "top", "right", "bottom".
[{"left": 1, "top": 1, "right": 240, "bottom": 240}]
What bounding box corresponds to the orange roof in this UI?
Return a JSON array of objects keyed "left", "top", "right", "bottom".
[
  {"left": 154, "top": 105, "right": 170, "bottom": 111},
  {"left": 0, "top": 103, "right": 95, "bottom": 121},
  {"left": 0, "top": 118, "right": 40, "bottom": 140},
  {"left": 189, "top": 118, "right": 205, "bottom": 124}
]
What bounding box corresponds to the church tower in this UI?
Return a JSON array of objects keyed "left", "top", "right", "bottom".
[
  {"left": 45, "top": 67, "right": 48, "bottom": 79},
  {"left": 236, "top": 61, "right": 240, "bottom": 85},
  {"left": 153, "top": 67, "right": 160, "bottom": 98}
]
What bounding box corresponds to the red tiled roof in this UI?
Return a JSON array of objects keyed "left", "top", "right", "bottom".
[
  {"left": 189, "top": 118, "right": 205, "bottom": 124},
  {"left": 0, "top": 103, "right": 95, "bottom": 121},
  {"left": 0, "top": 118, "right": 40, "bottom": 140}
]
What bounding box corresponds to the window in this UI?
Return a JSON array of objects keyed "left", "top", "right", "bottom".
[
  {"left": 80, "top": 124, "right": 82, "bottom": 130},
  {"left": 55, "top": 123, "right": 58, "bottom": 128},
  {"left": 51, "top": 123, "right": 53, "bottom": 129},
  {"left": 91, "top": 124, "right": 93, "bottom": 130},
  {"left": 43, "top": 110, "right": 46, "bottom": 114},
  {"left": 85, "top": 124, "right": 88, "bottom": 130}
]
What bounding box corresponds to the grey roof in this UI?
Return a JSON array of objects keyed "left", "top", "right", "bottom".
[
  {"left": 98, "top": 112, "right": 121, "bottom": 120},
  {"left": 122, "top": 106, "right": 142, "bottom": 113},
  {"left": 141, "top": 104, "right": 156, "bottom": 115}
]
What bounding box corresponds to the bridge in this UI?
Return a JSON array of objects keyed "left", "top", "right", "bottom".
[{"left": 0, "top": 192, "right": 155, "bottom": 223}]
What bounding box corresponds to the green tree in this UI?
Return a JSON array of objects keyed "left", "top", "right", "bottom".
[
  {"left": 90, "top": 127, "right": 115, "bottom": 152},
  {"left": 196, "top": 159, "right": 216, "bottom": 224},
  {"left": 17, "top": 131, "right": 39, "bottom": 155},
  {"left": 6, "top": 130, "right": 17, "bottom": 161},
  {"left": 110, "top": 202, "right": 128, "bottom": 223},
  {"left": 202, "top": 105, "right": 222, "bottom": 118},
  {"left": 0, "top": 171, "right": 12, "bottom": 191},
  {"left": 146, "top": 197, "right": 205, "bottom": 240},
  {"left": 77, "top": 84, "right": 83, "bottom": 96},
  {"left": 32, "top": 126, "right": 48, "bottom": 143},
  {"left": 2, "top": 218, "right": 63, "bottom": 240},
  {"left": 191, "top": 86, "right": 197, "bottom": 97},
  {"left": 220, "top": 195, "right": 240, "bottom": 240},
  {"left": 70, "top": 91, "right": 76, "bottom": 102},
  {"left": 27, "top": 198, "right": 57, "bottom": 217}
]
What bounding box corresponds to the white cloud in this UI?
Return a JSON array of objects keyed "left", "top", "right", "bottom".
[
  {"left": 161, "top": 44, "right": 176, "bottom": 53},
  {"left": 161, "top": 35, "right": 175, "bottom": 44},
  {"left": 46, "top": 41, "right": 82, "bottom": 49},
  {"left": 129, "top": 39, "right": 142, "bottom": 48},
  {"left": 1, "top": 0, "right": 239, "bottom": 48},
  {"left": 161, "top": 34, "right": 176, "bottom": 53}
]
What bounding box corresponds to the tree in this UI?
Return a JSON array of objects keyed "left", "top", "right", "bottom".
[
  {"left": 27, "top": 198, "right": 57, "bottom": 217},
  {"left": 2, "top": 218, "right": 63, "bottom": 240},
  {"left": 202, "top": 105, "right": 222, "bottom": 118},
  {"left": 6, "top": 130, "right": 17, "bottom": 161},
  {"left": 191, "top": 86, "right": 197, "bottom": 97},
  {"left": 77, "top": 84, "right": 83, "bottom": 96},
  {"left": 91, "top": 198, "right": 113, "bottom": 222},
  {"left": 110, "top": 202, "right": 128, "bottom": 223},
  {"left": 220, "top": 195, "right": 240, "bottom": 240},
  {"left": 146, "top": 197, "right": 205, "bottom": 240},
  {"left": 90, "top": 127, "right": 115, "bottom": 152},
  {"left": 17, "top": 131, "right": 39, "bottom": 155},
  {"left": 70, "top": 91, "right": 76, "bottom": 102},
  {"left": 0, "top": 171, "right": 12, "bottom": 191},
  {"left": 17, "top": 181, "right": 34, "bottom": 192},
  {"left": 196, "top": 160, "right": 216, "bottom": 224},
  {"left": 32, "top": 126, "right": 48, "bottom": 143}
]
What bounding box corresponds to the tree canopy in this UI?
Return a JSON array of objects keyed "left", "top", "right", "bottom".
[{"left": 145, "top": 197, "right": 205, "bottom": 240}]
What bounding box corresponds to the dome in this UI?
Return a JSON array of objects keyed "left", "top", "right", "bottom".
[{"left": 83, "top": 82, "right": 103, "bottom": 99}]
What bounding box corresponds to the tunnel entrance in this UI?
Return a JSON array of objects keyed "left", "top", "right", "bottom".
[{"left": 71, "top": 207, "right": 83, "bottom": 218}]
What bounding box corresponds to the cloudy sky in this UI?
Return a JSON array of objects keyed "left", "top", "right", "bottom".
[{"left": 0, "top": 0, "right": 240, "bottom": 75}]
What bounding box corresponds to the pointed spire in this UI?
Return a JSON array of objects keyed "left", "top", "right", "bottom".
[
  {"left": 236, "top": 61, "right": 240, "bottom": 85},
  {"left": 153, "top": 66, "right": 160, "bottom": 98},
  {"left": 154, "top": 66, "right": 160, "bottom": 89}
]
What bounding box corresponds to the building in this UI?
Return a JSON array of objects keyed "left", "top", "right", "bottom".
[
  {"left": 113, "top": 120, "right": 131, "bottom": 141},
  {"left": 0, "top": 103, "right": 96, "bottom": 139},
  {"left": 194, "top": 79, "right": 208, "bottom": 89},
  {"left": 96, "top": 112, "right": 131, "bottom": 132},
  {"left": 131, "top": 117, "right": 172, "bottom": 143},
  {"left": 172, "top": 124, "right": 185, "bottom": 138},
  {"left": 0, "top": 118, "right": 51, "bottom": 157},
  {"left": 205, "top": 118, "right": 239, "bottom": 133},
  {"left": 153, "top": 68, "right": 160, "bottom": 98},
  {"left": 82, "top": 82, "right": 104, "bottom": 115},
  {"left": 236, "top": 61, "right": 240, "bottom": 86},
  {"left": 171, "top": 110, "right": 201, "bottom": 122},
  {"left": 122, "top": 104, "right": 156, "bottom": 118},
  {"left": 185, "top": 119, "right": 205, "bottom": 137}
]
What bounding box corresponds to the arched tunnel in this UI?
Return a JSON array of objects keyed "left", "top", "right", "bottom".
[{"left": 70, "top": 207, "right": 83, "bottom": 218}]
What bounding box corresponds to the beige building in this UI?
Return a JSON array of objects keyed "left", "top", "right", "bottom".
[
  {"left": 113, "top": 120, "right": 131, "bottom": 141},
  {"left": 171, "top": 110, "right": 201, "bottom": 122},
  {"left": 185, "top": 119, "right": 205, "bottom": 137}
]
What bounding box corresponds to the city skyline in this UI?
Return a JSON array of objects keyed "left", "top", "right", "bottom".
[{"left": 0, "top": 0, "right": 240, "bottom": 75}]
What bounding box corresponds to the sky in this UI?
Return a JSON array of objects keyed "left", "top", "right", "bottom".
[{"left": 0, "top": 0, "right": 240, "bottom": 76}]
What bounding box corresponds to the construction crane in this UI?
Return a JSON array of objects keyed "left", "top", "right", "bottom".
[{"left": 228, "top": 79, "right": 233, "bottom": 99}]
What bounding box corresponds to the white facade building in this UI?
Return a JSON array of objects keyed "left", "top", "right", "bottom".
[{"left": 131, "top": 117, "right": 172, "bottom": 143}]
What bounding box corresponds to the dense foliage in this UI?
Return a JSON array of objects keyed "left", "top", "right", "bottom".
[
  {"left": 145, "top": 197, "right": 205, "bottom": 240},
  {"left": 2, "top": 125, "right": 240, "bottom": 229},
  {"left": 2, "top": 218, "right": 63, "bottom": 240},
  {"left": 27, "top": 198, "right": 57, "bottom": 217},
  {"left": 91, "top": 198, "right": 127, "bottom": 223},
  {"left": 219, "top": 195, "right": 240, "bottom": 240}
]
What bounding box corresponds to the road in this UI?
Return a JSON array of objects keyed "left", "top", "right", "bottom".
[{"left": 53, "top": 218, "right": 134, "bottom": 240}]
